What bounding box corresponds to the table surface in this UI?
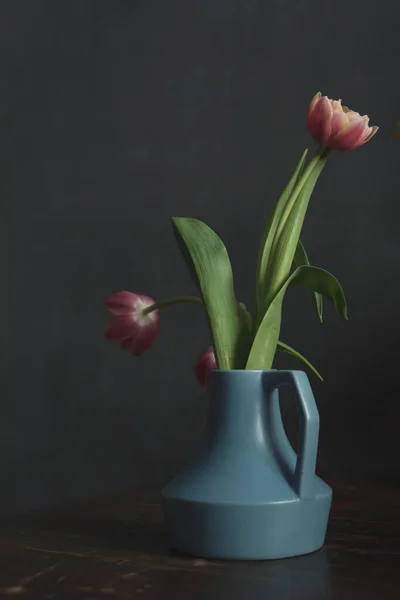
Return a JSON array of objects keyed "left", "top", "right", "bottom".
[{"left": 0, "top": 474, "right": 399, "bottom": 599}]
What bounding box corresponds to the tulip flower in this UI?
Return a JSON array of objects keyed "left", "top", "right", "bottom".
[
  {"left": 194, "top": 346, "right": 216, "bottom": 389},
  {"left": 105, "top": 291, "right": 159, "bottom": 355},
  {"left": 307, "top": 92, "right": 378, "bottom": 151}
]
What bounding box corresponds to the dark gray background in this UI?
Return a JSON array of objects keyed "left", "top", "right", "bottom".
[{"left": 1, "top": 0, "right": 399, "bottom": 515}]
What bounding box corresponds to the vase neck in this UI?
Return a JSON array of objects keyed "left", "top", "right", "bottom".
[{"left": 207, "top": 371, "right": 274, "bottom": 445}]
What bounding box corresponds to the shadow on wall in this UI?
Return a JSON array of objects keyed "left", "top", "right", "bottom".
[
  {"left": 316, "top": 323, "right": 400, "bottom": 475},
  {"left": 272, "top": 310, "right": 400, "bottom": 478}
]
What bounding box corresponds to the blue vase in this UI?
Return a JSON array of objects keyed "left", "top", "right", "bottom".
[{"left": 162, "top": 370, "right": 332, "bottom": 560}]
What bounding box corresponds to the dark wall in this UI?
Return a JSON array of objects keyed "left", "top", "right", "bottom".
[{"left": 1, "top": 0, "right": 399, "bottom": 514}]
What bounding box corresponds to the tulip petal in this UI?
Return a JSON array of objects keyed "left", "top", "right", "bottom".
[
  {"left": 331, "top": 99, "right": 342, "bottom": 111},
  {"left": 105, "top": 291, "right": 137, "bottom": 315},
  {"left": 329, "top": 119, "right": 369, "bottom": 151},
  {"left": 121, "top": 320, "right": 159, "bottom": 356},
  {"left": 345, "top": 110, "right": 363, "bottom": 122},
  {"left": 132, "top": 296, "right": 159, "bottom": 324},
  {"left": 307, "top": 96, "right": 333, "bottom": 146},
  {"left": 307, "top": 98, "right": 323, "bottom": 140},
  {"left": 330, "top": 109, "right": 348, "bottom": 138},
  {"left": 106, "top": 315, "right": 138, "bottom": 341},
  {"left": 194, "top": 346, "right": 216, "bottom": 389},
  {"left": 362, "top": 125, "right": 379, "bottom": 144},
  {"left": 308, "top": 92, "right": 321, "bottom": 114}
]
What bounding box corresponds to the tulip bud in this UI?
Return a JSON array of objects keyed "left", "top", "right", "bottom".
[
  {"left": 194, "top": 346, "right": 217, "bottom": 389},
  {"left": 105, "top": 291, "right": 159, "bottom": 356},
  {"left": 307, "top": 92, "right": 378, "bottom": 151}
]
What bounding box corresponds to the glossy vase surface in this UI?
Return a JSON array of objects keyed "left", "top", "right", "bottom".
[{"left": 161, "top": 370, "right": 332, "bottom": 560}]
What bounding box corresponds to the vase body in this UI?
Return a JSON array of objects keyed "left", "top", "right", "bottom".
[{"left": 161, "top": 370, "right": 332, "bottom": 560}]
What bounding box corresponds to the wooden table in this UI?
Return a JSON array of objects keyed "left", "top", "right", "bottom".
[{"left": 0, "top": 475, "right": 399, "bottom": 599}]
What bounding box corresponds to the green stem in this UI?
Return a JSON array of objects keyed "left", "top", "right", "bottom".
[
  {"left": 256, "top": 146, "right": 330, "bottom": 327},
  {"left": 277, "top": 340, "right": 323, "bottom": 381},
  {"left": 274, "top": 146, "right": 330, "bottom": 242},
  {"left": 142, "top": 296, "right": 202, "bottom": 315}
]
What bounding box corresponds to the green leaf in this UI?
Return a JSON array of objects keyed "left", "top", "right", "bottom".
[
  {"left": 262, "top": 150, "right": 329, "bottom": 312},
  {"left": 294, "top": 240, "right": 323, "bottom": 323},
  {"left": 236, "top": 302, "right": 322, "bottom": 380},
  {"left": 238, "top": 302, "right": 252, "bottom": 335},
  {"left": 172, "top": 217, "right": 248, "bottom": 370},
  {"left": 246, "top": 265, "right": 347, "bottom": 370},
  {"left": 277, "top": 340, "right": 323, "bottom": 381},
  {"left": 255, "top": 149, "right": 308, "bottom": 309},
  {"left": 289, "top": 265, "right": 347, "bottom": 319}
]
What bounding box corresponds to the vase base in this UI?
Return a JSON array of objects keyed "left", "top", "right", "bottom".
[{"left": 162, "top": 486, "right": 332, "bottom": 560}]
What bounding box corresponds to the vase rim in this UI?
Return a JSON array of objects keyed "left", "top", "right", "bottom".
[
  {"left": 213, "top": 369, "right": 275, "bottom": 373},
  {"left": 210, "top": 369, "right": 306, "bottom": 375}
]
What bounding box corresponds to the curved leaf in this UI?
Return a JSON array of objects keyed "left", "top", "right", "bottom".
[
  {"left": 246, "top": 265, "right": 347, "bottom": 370},
  {"left": 289, "top": 265, "right": 347, "bottom": 319},
  {"left": 255, "top": 150, "right": 308, "bottom": 310},
  {"left": 277, "top": 340, "right": 323, "bottom": 381},
  {"left": 262, "top": 150, "right": 328, "bottom": 311},
  {"left": 237, "top": 303, "right": 322, "bottom": 380},
  {"left": 172, "top": 217, "right": 248, "bottom": 369},
  {"left": 238, "top": 302, "right": 252, "bottom": 335},
  {"left": 294, "top": 240, "right": 323, "bottom": 322}
]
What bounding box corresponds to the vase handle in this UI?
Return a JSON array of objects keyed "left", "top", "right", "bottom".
[{"left": 264, "top": 370, "right": 320, "bottom": 499}]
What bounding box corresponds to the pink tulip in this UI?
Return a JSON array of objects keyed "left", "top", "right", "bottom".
[
  {"left": 307, "top": 92, "right": 378, "bottom": 151},
  {"left": 194, "top": 346, "right": 217, "bottom": 389},
  {"left": 104, "top": 291, "right": 159, "bottom": 356}
]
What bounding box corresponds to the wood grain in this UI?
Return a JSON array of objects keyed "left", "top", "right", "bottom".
[{"left": 0, "top": 474, "right": 399, "bottom": 599}]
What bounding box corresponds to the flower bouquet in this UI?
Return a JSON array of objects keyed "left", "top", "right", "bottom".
[
  {"left": 104, "top": 93, "right": 377, "bottom": 560},
  {"left": 105, "top": 93, "right": 377, "bottom": 385}
]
